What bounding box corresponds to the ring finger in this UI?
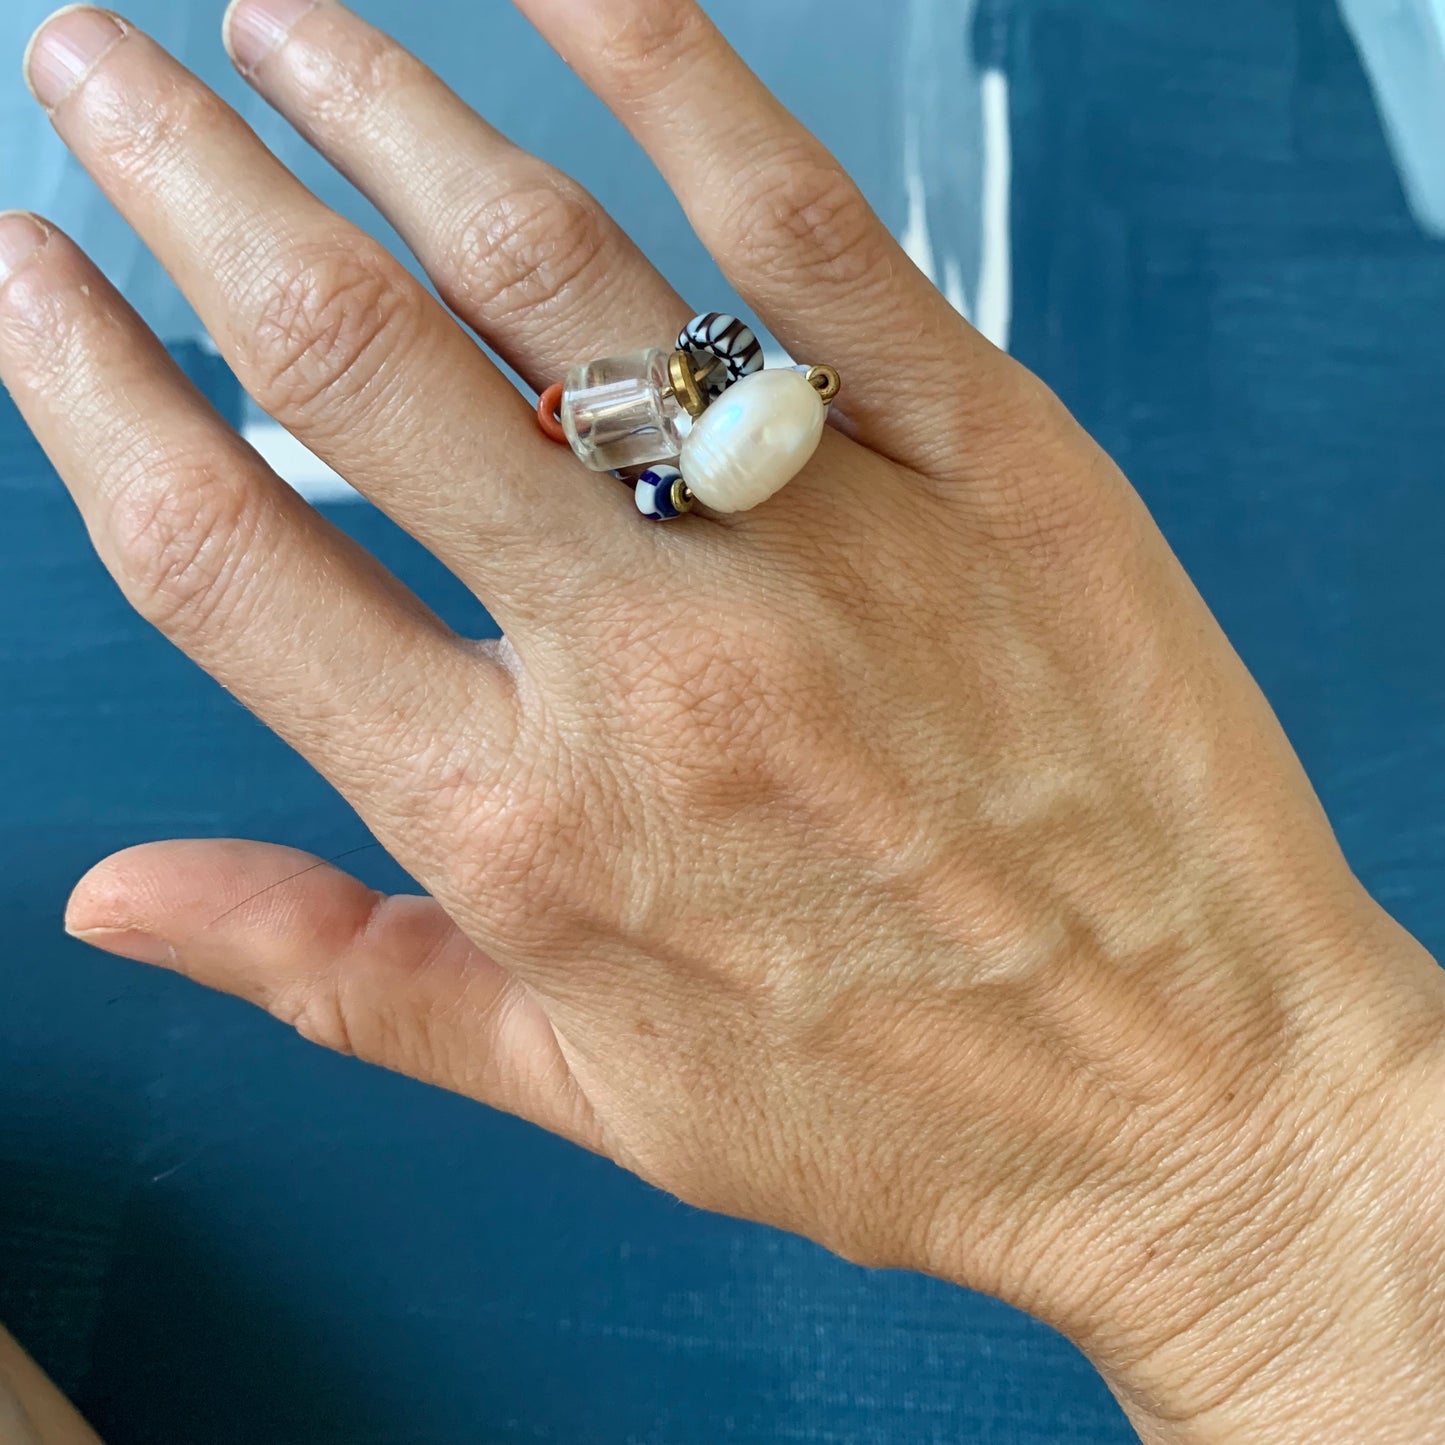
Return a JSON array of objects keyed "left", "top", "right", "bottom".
[{"left": 222, "top": 0, "right": 693, "bottom": 392}]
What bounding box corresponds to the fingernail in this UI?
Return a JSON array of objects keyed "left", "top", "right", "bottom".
[
  {"left": 0, "top": 212, "right": 49, "bottom": 283},
  {"left": 224, "top": 0, "right": 321, "bottom": 75},
  {"left": 66, "top": 924, "right": 176, "bottom": 968},
  {"left": 24, "top": 6, "right": 129, "bottom": 110}
]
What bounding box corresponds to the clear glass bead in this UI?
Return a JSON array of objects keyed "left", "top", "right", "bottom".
[{"left": 560, "top": 348, "right": 686, "bottom": 472}]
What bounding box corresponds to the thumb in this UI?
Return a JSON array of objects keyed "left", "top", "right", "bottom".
[{"left": 65, "top": 838, "right": 602, "bottom": 1151}]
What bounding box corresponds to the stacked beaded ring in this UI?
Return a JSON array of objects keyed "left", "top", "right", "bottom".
[{"left": 535, "top": 311, "right": 840, "bottom": 521}]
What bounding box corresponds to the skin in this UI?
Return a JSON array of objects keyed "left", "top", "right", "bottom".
[
  {"left": 0, "top": 1328, "right": 101, "bottom": 1445},
  {"left": 0, "top": 1, "right": 1442, "bottom": 1440}
]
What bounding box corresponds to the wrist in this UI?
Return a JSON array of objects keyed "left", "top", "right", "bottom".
[
  {"left": 1080, "top": 917, "right": 1445, "bottom": 1444},
  {"left": 905, "top": 893, "right": 1445, "bottom": 1445}
]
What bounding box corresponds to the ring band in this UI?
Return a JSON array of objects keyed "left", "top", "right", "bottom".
[{"left": 536, "top": 312, "right": 840, "bottom": 521}]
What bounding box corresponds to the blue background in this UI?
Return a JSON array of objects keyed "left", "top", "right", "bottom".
[{"left": 1, "top": 1, "right": 1441, "bottom": 1441}]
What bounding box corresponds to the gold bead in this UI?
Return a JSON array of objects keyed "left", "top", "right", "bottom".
[
  {"left": 667, "top": 350, "right": 710, "bottom": 418},
  {"left": 670, "top": 476, "right": 696, "bottom": 514},
  {"left": 805, "top": 364, "right": 842, "bottom": 404}
]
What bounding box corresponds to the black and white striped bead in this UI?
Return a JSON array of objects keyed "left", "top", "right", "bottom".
[
  {"left": 677, "top": 312, "right": 764, "bottom": 398},
  {"left": 633, "top": 465, "right": 691, "bottom": 522}
]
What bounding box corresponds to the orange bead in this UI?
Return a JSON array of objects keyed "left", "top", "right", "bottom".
[{"left": 535, "top": 382, "right": 567, "bottom": 444}]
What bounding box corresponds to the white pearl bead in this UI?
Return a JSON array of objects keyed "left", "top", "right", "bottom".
[{"left": 679, "top": 368, "right": 826, "bottom": 513}]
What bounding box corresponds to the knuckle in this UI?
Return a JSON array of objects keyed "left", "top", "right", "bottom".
[
  {"left": 368, "top": 730, "right": 488, "bottom": 850},
  {"left": 980, "top": 445, "right": 1127, "bottom": 566},
  {"left": 611, "top": 611, "right": 817, "bottom": 814},
  {"left": 269, "top": 897, "right": 421, "bottom": 1067},
  {"left": 236, "top": 241, "right": 415, "bottom": 420},
  {"left": 295, "top": 26, "right": 421, "bottom": 133},
  {"left": 276, "top": 971, "right": 363, "bottom": 1059},
  {"left": 369, "top": 731, "right": 582, "bottom": 950},
  {"left": 729, "top": 150, "right": 879, "bottom": 286},
  {"left": 460, "top": 801, "right": 582, "bottom": 954},
  {"left": 946, "top": 371, "right": 1125, "bottom": 558},
  {"left": 446, "top": 178, "right": 611, "bottom": 324},
  {"left": 86, "top": 82, "right": 233, "bottom": 192},
  {"left": 106, "top": 450, "right": 259, "bottom": 638},
  {"left": 639, "top": 629, "right": 768, "bottom": 740},
  {"left": 0, "top": 268, "right": 75, "bottom": 377},
  {"left": 592, "top": 1, "right": 708, "bottom": 79},
  {"left": 960, "top": 364, "right": 1064, "bottom": 461},
  {"left": 428, "top": 727, "right": 613, "bottom": 957}
]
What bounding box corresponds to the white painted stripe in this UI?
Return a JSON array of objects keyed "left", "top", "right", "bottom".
[
  {"left": 244, "top": 422, "right": 361, "bottom": 504},
  {"left": 897, "top": 1, "right": 1014, "bottom": 353},
  {"left": 1338, "top": 0, "right": 1445, "bottom": 236},
  {"left": 977, "top": 70, "right": 1014, "bottom": 352},
  {"left": 900, "top": 116, "right": 946, "bottom": 308}
]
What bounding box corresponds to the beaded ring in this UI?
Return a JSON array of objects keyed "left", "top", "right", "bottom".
[{"left": 535, "top": 311, "right": 840, "bottom": 521}]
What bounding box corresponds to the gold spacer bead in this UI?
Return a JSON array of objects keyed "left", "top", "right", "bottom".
[
  {"left": 806, "top": 363, "right": 842, "bottom": 404},
  {"left": 670, "top": 476, "right": 696, "bottom": 514},
  {"left": 667, "top": 350, "right": 710, "bottom": 418}
]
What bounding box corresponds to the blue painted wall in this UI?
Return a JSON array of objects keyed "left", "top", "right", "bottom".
[{"left": 1, "top": 2, "right": 1440, "bottom": 1442}]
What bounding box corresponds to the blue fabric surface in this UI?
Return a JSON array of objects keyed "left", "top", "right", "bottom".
[{"left": 1, "top": 1, "right": 1441, "bottom": 1442}]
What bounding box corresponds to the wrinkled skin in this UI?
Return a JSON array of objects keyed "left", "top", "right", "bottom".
[{"left": 2, "top": 2, "right": 1443, "bottom": 1441}]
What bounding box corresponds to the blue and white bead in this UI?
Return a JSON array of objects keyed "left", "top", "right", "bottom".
[
  {"left": 677, "top": 312, "right": 764, "bottom": 398},
  {"left": 633, "top": 464, "right": 693, "bottom": 522}
]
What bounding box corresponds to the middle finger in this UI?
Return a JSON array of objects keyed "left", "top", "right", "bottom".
[
  {"left": 24, "top": 6, "right": 656, "bottom": 628},
  {"left": 223, "top": 0, "right": 693, "bottom": 393}
]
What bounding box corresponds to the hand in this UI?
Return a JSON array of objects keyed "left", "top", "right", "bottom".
[{"left": 4, "top": 2, "right": 1443, "bottom": 1440}]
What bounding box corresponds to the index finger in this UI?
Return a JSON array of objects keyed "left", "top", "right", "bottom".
[{"left": 0, "top": 213, "right": 505, "bottom": 866}]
